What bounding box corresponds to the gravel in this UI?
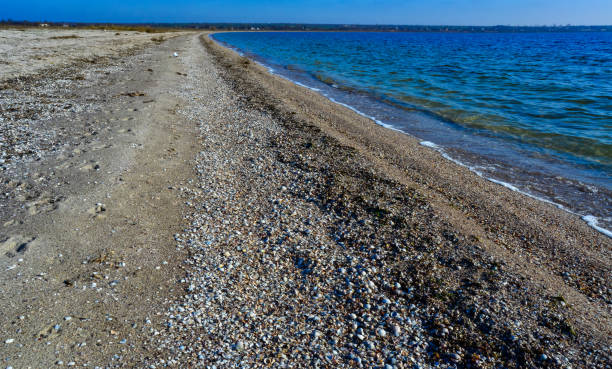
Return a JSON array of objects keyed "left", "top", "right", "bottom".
[{"left": 141, "top": 35, "right": 610, "bottom": 368}]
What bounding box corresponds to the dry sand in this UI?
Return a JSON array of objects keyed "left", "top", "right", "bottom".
[
  {"left": 0, "top": 30, "right": 609, "bottom": 368},
  {"left": 0, "top": 28, "right": 177, "bottom": 81}
]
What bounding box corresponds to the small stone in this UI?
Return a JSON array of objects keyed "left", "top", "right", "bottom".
[
  {"left": 64, "top": 316, "right": 72, "bottom": 321},
  {"left": 235, "top": 341, "right": 245, "bottom": 351},
  {"left": 376, "top": 328, "right": 387, "bottom": 337},
  {"left": 391, "top": 325, "right": 401, "bottom": 336},
  {"left": 5, "top": 338, "right": 14, "bottom": 344}
]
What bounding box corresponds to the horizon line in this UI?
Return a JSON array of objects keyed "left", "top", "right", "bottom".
[{"left": 3, "top": 20, "right": 612, "bottom": 28}]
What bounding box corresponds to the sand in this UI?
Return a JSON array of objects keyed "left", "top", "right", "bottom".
[{"left": 0, "top": 29, "right": 609, "bottom": 368}]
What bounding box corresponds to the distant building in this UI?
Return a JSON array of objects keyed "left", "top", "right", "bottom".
[{"left": 39, "top": 23, "right": 49, "bottom": 27}]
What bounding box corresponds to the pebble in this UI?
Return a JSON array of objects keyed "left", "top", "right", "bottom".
[{"left": 105, "top": 34, "right": 609, "bottom": 369}]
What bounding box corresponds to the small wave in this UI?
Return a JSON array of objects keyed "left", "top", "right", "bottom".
[
  {"left": 293, "top": 81, "right": 321, "bottom": 92},
  {"left": 325, "top": 96, "right": 402, "bottom": 133},
  {"left": 582, "top": 216, "right": 612, "bottom": 238},
  {"left": 419, "top": 141, "right": 439, "bottom": 149},
  {"left": 212, "top": 33, "right": 612, "bottom": 239},
  {"left": 419, "top": 141, "right": 611, "bottom": 238}
]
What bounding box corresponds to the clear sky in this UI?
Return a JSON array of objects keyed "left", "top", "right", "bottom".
[{"left": 3, "top": 0, "right": 612, "bottom": 25}]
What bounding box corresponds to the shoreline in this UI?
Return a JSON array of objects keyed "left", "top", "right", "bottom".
[
  {"left": 209, "top": 32, "right": 612, "bottom": 239},
  {"left": 193, "top": 33, "right": 610, "bottom": 366},
  {"left": 0, "top": 30, "right": 609, "bottom": 367}
]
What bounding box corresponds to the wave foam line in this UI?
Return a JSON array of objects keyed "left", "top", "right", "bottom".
[
  {"left": 419, "top": 141, "right": 612, "bottom": 238},
  {"left": 211, "top": 35, "right": 611, "bottom": 239}
]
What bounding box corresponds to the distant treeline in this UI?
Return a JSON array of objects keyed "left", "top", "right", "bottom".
[{"left": 1, "top": 20, "right": 611, "bottom": 33}]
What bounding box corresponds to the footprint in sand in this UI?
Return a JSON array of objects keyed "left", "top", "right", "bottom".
[
  {"left": 26, "top": 195, "right": 62, "bottom": 215},
  {"left": 91, "top": 143, "right": 112, "bottom": 151},
  {"left": 70, "top": 148, "right": 87, "bottom": 158},
  {"left": 36, "top": 324, "right": 61, "bottom": 340},
  {"left": 56, "top": 161, "right": 72, "bottom": 170},
  {"left": 1, "top": 235, "right": 35, "bottom": 257},
  {"left": 79, "top": 161, "right": 100, "bottom": 171},
  {"left": 87, "top": 203, "right": 107, "bottom": 219}
]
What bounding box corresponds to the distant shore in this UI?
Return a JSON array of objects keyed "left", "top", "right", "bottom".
[
  {"left": 3, "top": 20, "right": 612, "bottom": 33},
  {"left": 0, "top": 29, "right": 609, "bottom": 367}
]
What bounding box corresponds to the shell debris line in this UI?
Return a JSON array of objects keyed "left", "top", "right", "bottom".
[{"left": 143, "top": 36, "right": 610, "bottom": 368}]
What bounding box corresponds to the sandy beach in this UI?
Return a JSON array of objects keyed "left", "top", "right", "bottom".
[{"left": 0, "top": 29, "right": 609, "bottom": 368}]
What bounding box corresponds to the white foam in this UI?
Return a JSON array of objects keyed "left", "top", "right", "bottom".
[
  {"left": 293, "top": 81, "right": 321, "bottom": 92},
  {"left": 419, "top": 140, "right": 611, "bottom": 238},
  {"left": 419, "top": 141, "right": 439, "bottom": 149},
  {"left": 582, "top": 216, "right": 612, "bottom": 238},
  {"left": 325, "top": 97, "right": 403, "bottom": 132}
]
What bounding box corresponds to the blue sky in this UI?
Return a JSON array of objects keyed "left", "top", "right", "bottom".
[{"left": 3, "top": 0, "right": 612, "bottom": 25}]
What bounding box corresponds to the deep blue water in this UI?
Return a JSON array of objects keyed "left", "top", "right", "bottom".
[{"left": 212, "top": 31, "right": 612, "bottom": 235}]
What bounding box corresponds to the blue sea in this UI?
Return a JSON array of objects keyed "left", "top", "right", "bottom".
[{"left": 212, "top": 31, "right": 612, "bottom": 236}]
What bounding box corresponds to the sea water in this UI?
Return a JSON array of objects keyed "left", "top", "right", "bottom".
[{"left": 212, "top": 31, "right": 612, "bottom": 236}]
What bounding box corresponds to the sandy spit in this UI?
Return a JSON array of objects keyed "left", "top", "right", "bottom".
[{"left": 0, "top": 30, "right": 609, "bottom": 368}]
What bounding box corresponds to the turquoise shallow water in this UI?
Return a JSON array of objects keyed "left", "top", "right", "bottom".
[{"left": 212, "top": 31, "right": 612, "bottom": 235}]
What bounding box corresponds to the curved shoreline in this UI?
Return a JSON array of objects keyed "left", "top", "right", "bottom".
[
  {"left": 200, "top": 31, "right": 611, "bottom": 361},
  {"left": 0, "top": 31, "right": 609, "bottom": 368},
  {"left": 209, "top": 32, "right": 612, "bottom": 239}
]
